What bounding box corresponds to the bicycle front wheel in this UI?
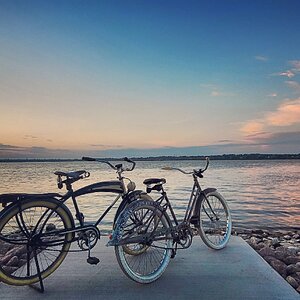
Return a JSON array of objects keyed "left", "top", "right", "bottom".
[
  {"left": 115, "top": 200, "right": 172, "bottom": 284},
  {"left": 199, "top": 191, "right": 231, "bottom": 250},
  {"left": 0, "top": 198, "right": 73, "bottom": 286},
  {"left": 113, "top": 193, "right": 154, "bottom": 256}
]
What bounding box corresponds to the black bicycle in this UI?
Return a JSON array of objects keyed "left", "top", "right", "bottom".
[
  {"left": 0, "top": 157, "right": 151, "bottom": 292},
  {"left": 109, "top": 158, "right": 232, "bottom": 283}
]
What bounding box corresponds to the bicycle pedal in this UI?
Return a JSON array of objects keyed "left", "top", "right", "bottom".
[{"left": 87, "top": 257, "right": 100, "bottom": 265}]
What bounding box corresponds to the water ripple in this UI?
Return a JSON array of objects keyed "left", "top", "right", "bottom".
[{"left": 0, "top": 159, "right": 299, "bottom": 231}]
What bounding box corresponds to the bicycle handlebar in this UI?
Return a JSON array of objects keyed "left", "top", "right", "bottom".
[
  {"left": 82, "top": 156, "right": 136, "bottom": 172},
  {"left": 162, "top": 157, "right": 210, "bottom": 176},
  {"left": 161, "top": 167, "right": 193, "bottom": 174}
]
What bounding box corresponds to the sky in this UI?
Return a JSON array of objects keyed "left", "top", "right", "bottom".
[{"left": 0, "top": 0, "right": 300, "bottom": 158}]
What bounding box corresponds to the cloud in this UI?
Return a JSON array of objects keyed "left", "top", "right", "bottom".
[
  {"left": 217, "top": 139, "right": 236, "bottom": 143},
  {"left": 289, "top": 60, "right": 300, "bottom": 72},
  {"left": 0, "top": 143, "right": 74, "bottom": 158},
  {"left": 245, "top": 131, "right": 300, "bottom": 146},
  {"left": 0, "top": 143, "right": 25, "bottom": 152},
  {"left": 1, "top": 132, "right": 300, "bottom": 160},
  {"left": 268, "top": 93, "right": 277, "bottom": 97},
  {"left": 274, "top": 60, "right": 300, "bottom": 78},
  {"left": 244, "top": 132, "right": 272, "bottom": 140},
  {"left": 255, "top": 55, "right": 268, "bottom": 61},
  {"left": 241, "top": 120, "right": 264, "bottom": 135},
  {"left": 211, "top": 91, "right": 221, "bottom": 97},
  {"left": 278, "top": 70, "right": 295, "bottom": 78},
  {"left": 266, "top": 98, "right": 300, "bottom": 126},
  {"left": 90, "top": 144, "right": 123, "bottom": 149},
  {"left": 23, "top": 135, "right": 38, "bottom": 140},
  {"left": 241, "top": 98, "right": 300, "bottom": 134},
  {"left": 285, "top": 81, "right": 300, "bottom": 92},
  {"left": 210, "top": 89, "right": 235, "bottom": 97}
]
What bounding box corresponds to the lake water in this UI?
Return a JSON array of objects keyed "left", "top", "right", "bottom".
[{"left": 0, "top": 160, "right": 299, "bottom": 232}]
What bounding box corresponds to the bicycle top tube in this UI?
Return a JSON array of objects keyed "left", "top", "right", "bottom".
[{"left": 162, "top": 157, "right": 210, "bottom": 176}]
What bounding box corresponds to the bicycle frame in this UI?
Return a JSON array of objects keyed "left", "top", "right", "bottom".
[
  {"left": 0, "top": 158, "right": 145, "bottom": 249},
  {"left": 60, "top": 181, "right": 124, "bottom": 227},
  {"left": 110, "top": 160, "right": 219, "bottom": 248},
  {"left": 154, "top": 174, "right": 202, "bottom": 229}
]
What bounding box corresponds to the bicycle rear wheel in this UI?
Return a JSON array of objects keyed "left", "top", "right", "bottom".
[
  {"left": 199, "top": 191, "right": 231, "bottom": 250},
  {"left": 115, "top": 200, "right": 172, "bottom": 283},
  {"left": 0, "top": 198, "right": 73, "bottom": 286}
]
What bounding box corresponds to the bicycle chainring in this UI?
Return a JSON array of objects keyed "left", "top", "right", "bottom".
[
  {"left": 178, "top": 227, "right": 193, "bottom": 248},
  {"left": 77, "top": 228, "right": 99, "bottom": 251}
]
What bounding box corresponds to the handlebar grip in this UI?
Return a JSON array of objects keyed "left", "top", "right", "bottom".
[
  {"left": 124, "top": 157, "right": 136, "bottom": 170},
  {"left": 82, "top": 156, "right": 96, "bottom": 161},
  {"left": 205, "top": 157, "right": 210, "bottom": 168},
  {"left": 124, "top": 157, "right": 132, "bottom": 163}
]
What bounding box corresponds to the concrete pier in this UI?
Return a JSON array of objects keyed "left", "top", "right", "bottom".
[{"left": 0, "top": 236, "right": 299, "bottom": 299}]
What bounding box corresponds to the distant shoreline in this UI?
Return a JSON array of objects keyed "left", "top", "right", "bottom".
[{"left": 0, "top": 153, "right": 299, "bottom": 162}]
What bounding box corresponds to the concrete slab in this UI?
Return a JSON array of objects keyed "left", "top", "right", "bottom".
[{"left": 0, "top": 236, "right": 299, "bottom": 299}]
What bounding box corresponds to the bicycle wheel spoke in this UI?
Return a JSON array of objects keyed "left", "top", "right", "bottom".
[
  {"left": 199, "top": 192, "right": 231, "bottom": 249},
  {"left": 0, "top": 199, "right": 72, "bottom": 286},
  {"left": 115, "top": 200, "right": 172, "bottom": 283}
]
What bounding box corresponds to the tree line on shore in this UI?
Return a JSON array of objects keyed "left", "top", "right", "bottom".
[{"left": 0, "top": 153, "right": 299, "bottom": 163}]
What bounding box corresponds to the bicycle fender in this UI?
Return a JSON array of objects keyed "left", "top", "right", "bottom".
[
  {"left": 108, "top": 199, "right": 161, "bottom": 247},
  {"left": 191, "top": 188, "right": 217, "bottom": 225},
  {"left": 113, "top": 191, "right": 153, "bottom": 226},
  {"left": 0, "top": 193, "right": 61, "bottom": 213},
  {"left": 0, "top": 197, "right": 75, "bottom": 229}
]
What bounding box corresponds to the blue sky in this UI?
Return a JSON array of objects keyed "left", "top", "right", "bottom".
[{"left": 0, "top": 0, "right": 300, "bottom": 158}]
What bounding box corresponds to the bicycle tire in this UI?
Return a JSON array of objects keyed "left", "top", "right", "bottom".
[
  {"left": 115, "top": 200, "right": 172, "bottom": 283},
  {"left": 198, "top": 191, "right": 231, "bottom": 250},
  {"left": 113, "top": 193, "right": 154, "bottom": 256},
  {"left": 0, "top": 198, "right": 73, "bottom": 286}
]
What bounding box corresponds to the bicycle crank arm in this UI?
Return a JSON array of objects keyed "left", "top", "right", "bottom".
[{"left": 42, "top": 225, "right": 101, "bottom": 238}]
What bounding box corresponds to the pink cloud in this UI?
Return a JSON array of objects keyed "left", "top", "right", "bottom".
[
  {"left": 241, "top": 98, "right": 300, "bottom": 135},
  {"left": 240, "top": 120, "right": 264, "bottom": 135},
  {"left": 266, "top": 98, "right": 300, "bottom": 126}
]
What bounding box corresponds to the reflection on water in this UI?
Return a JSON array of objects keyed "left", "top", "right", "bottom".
[{"left": 0, "top": 160, "right": 299, "bottom": 231}]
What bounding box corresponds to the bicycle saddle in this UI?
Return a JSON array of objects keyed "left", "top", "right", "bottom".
[
  {"left": 143, "top": 178, "right": 166, "bottom": 185},
  {"left": 54, "top": 170, "right": 87, "bottom": 179}
]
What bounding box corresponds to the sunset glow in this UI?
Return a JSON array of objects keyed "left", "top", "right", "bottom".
[{"left": 0, "top": 1, "right": 300, "bottom": 158}]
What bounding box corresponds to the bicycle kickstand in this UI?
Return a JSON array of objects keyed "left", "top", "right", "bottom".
[{"left": 29, "top": 248, "right": 45, "bottom": 293}]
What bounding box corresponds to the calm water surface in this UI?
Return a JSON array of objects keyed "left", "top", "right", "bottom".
[{"left": 0, "top": 160, "right": 299, "bottom": 231}]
